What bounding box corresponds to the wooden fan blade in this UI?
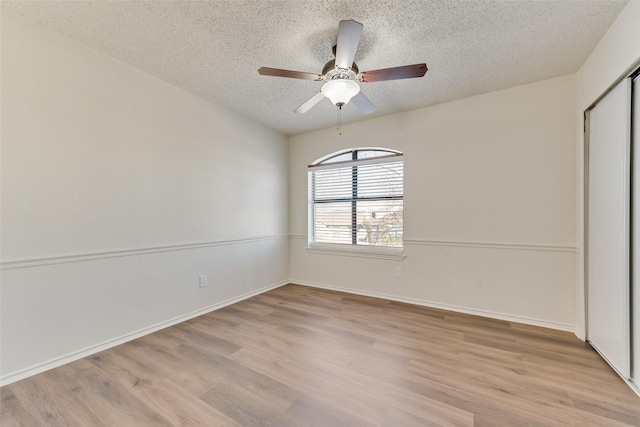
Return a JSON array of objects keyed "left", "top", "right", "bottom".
[
  {"left": 351, "top": 92, "right": 376, "bottom": 115},
  {"left": 335, "top": 20, "right": 363, "bottom": 70},
  {"left": 359, "top": 63, "right": 428, "bottom": 82},
  {"left": 294, "top": 92, "right": 325, "bottom": 114},
  {"left": 258, "top": 67, "right": 323, "bottom": 81}
]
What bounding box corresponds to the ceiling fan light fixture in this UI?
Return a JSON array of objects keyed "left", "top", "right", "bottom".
[{"left": 321, "top": 79, "right": 360, "bottom": 107}]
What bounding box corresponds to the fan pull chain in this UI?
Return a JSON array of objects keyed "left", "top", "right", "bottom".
[{"left": 337, "top": 104, "right": 342, "bottom": 136}]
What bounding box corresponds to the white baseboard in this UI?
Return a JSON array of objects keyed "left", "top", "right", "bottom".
[
  {"left": 629, "top": 379, "right": 640, "bottom": 397},
  {"left": 589, "top": 341, "right": 640, "bottom": 398},
  {"left": 0, "top": 280, "right": 288, "bottom": 387},
  {"left": 291, "top": 279, "right": 576, "bottom": 333}
]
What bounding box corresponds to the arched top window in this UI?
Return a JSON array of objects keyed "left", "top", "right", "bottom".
[
  {"left": 309, "top": 147, "right": 402, "bottom": 166},
  {"left": 308, "top": 148, "right": 404, "bottom": 254}
]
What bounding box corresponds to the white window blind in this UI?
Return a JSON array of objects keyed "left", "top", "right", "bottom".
[{"left": 308, "top": 150, "right": 403, "bottom": 249}]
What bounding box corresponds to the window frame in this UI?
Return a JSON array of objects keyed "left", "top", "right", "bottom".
[{"left": 307, "top": 148, "right": 405, "bottom": 259}]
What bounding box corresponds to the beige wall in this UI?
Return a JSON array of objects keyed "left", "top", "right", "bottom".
[
  {"left": 0, "top": 12, "right": 289, "bottom": 384},
  {"left": 290, "top": 74, "right": 577, "bottom": 331}
]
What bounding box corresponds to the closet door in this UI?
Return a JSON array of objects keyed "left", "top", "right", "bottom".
[
  {"left": 633, "top": 75, "right": 639, "bottom": 384},
  {"left": 587, "top": 78, "right": 631, "bottom": 378}
]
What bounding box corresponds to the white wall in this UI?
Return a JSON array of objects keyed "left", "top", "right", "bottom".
[
  {"left": 290, "top": 75, "right": 577, "bottom": 331},
  {"left": 0, "top": 12, "right": 289, "bottom": 384},
  {"left": 576, "top": 0, "right": 640, "bottom": 340}
]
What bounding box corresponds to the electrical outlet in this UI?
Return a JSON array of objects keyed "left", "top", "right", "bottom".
[
  {"left": 199, "top": 274, "right": 208, "bottom": 288},
  {"left": 394, "top": 267, "right": 402, "bottom": 278}
]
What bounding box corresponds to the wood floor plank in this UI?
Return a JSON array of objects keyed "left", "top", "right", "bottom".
[
  {"left": 199, "top": 381, "right": 300, "bottom": 427},
  {"left": 0, "top": 387, "right": 39, "bottom": 427},
  {"left": 381, "top": 406, "right": 447, "bottom": 427},
  {"left": 88, "top": 348, "right": 158, "bottom": 390},
  {"left": 1, "top": 284, "right": 639, "bottom": 426},
  {"left": 172, "top": 344, "right": 300, "bottom": 409},
  {"left": 230, "top": 340, "right": 474, "bottom": 426},
  {"left": 211, "top": 318, "right": 358, "bottom": 367},
  {"left": 228, "top": 347, "right": 390, "bottom": 424},
  {"left": 285, "top": 396, "right": 373, "bottom": 427},
  {"left": 129, "top": 378, "right": 240, "bottom": 427}
]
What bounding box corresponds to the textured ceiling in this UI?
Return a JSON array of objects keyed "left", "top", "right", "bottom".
[{"left": 2, "top": 0, "right": 628, "bottom": 135}]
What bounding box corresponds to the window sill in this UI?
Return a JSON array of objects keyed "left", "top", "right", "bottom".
[{"left": 306, "top": 243, "right": 406, "bottom": 261}]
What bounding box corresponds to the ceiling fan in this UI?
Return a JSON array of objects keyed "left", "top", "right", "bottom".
[{"left": 258, "top": 19, "right": 428, "bottom": 115}]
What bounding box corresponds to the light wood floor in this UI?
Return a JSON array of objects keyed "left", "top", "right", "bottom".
[{"left": 2, "top": 284, "right": 639, "bottom": 426}]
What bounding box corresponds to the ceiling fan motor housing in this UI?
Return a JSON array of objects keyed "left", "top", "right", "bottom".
[{"left": 322, "top": 59, "right": 359, "bottom": 81}]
